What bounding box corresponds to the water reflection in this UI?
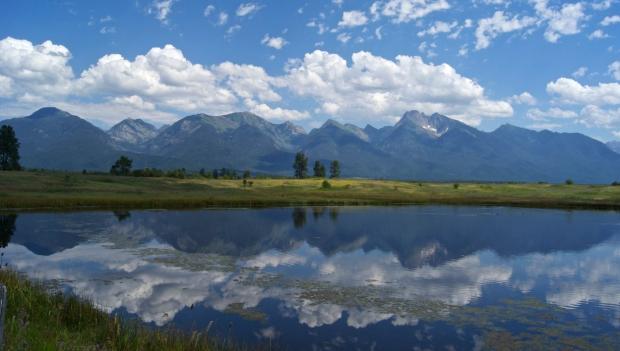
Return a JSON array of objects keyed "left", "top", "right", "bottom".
[
  {"left": 113, "top": 211, "right": 131, "bottom": 222},
  {"left": 3, "top": 206, "right": 620, "bottom": 350},
  {"left": 0, "top": 214, "right": 17, "bottom": 247},
  {"left": 292, "top": 208, "right": 306, "bottom": 228}
]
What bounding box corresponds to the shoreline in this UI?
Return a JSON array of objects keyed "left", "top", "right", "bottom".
[{"left": 0, "top": 268, "right": 256, "bottom": 350}]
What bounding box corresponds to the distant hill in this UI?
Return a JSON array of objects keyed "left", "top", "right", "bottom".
[{"left": 2, "top": 107, "right": 620, "bottom": 183}]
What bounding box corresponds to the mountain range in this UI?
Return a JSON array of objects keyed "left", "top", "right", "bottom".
[{"left": 1, "top": 107, "right": 620, "bottom": 183}]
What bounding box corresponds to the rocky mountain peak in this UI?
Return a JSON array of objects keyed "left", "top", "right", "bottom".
[
  {"left": 396, "top": 110, "right": 463, "bottom": 138},
  {"left": 107, "top": 118, "right": 158, "bottom": 145},
  {"left": 279, "top": 121, "right": 306, "bottom": 135}
]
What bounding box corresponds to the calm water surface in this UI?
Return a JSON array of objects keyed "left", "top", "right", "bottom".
[{"left": 1, "top": 206, "right": 620, "bottom": 350}]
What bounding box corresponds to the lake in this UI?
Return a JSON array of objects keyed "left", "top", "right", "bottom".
[{"left": 1, "top": 206, "right": 620, "bottom": 350}]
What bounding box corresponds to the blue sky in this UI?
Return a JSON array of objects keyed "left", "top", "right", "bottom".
[{"left": 0, "top": 0, "right": 619, "bottom": 140}]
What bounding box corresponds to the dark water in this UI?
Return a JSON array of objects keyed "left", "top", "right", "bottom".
[{"left": 2, "top": 206, "right": 620, "bottom": 350}]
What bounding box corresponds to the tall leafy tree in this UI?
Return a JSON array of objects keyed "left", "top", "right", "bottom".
[
  {"left": 0, "top": 125, "right": 21, "bottom": 171},
  {"left": 293, "top": 152, "right": 308, "bottom": 179},
  {"left": 110, "top": 156, "right": 133, "bottom": 176},
  {"left": 330, "top": 160, "right": 341, "bottom": 178},
  {"left": 313, "top": 160, "right": 326, "bottom": 178}
]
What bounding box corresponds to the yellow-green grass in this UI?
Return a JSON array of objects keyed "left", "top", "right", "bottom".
[
  {"left": 2, "top": 170, "right": 620, "bottom": 210},
  {"left": 0, "top": 269, "right": 257, "bottom": 351}
]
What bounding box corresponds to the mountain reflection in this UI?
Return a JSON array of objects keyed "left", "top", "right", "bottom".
[{"left": 6, "top": 207, "right": 619, "bottom": 267}]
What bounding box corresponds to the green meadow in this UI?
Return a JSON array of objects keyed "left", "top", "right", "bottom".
[{"left": 2, "top": 170, "right": 620, "bottom": 210}]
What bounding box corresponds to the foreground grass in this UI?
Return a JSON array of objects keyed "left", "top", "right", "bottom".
[
  {"left": 0, "top": 269, "right": 257, "bottom": 351},
  {"left": 2, "top": 171, "right": 620, "bottom": 210}
]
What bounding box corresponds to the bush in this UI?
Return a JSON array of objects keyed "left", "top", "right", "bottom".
[
  {"left": 612, "top": 181, "right": 620, "bottom": 186},
  {"left": 132, "top": 168, "right": 164, "bottom": 177},
  {"left": 166, "top": 168, "right": 186, "bottom": 179},
  {"left": 321, "top": 180, "right": 331, "bottom": 189},
  {"left": 453, "top": 183, "right": 459, "bottom": 189},
  {"left": 565, "top": 179, "right": 574, "bottom": 185}
]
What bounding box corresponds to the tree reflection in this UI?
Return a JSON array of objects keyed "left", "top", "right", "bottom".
[
  {"left": 113, "top": 211, "right": 131, "bottom": 222},
  {"left": 312, "top": 207, "right": 326, "bottom": 220},
  {"left": 0, "top": 214, "right": 17, "bottom": 248},
  {"left": 329, "top": 208, "right": 339, "bottom": 222},
  {"left": 292, "top": 208, "right": 306, "bottom": 228}
]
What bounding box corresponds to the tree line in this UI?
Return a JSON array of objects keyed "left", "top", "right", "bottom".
[
  {"left": 293, "top": 152, "right": 340, "bottom": 179},
  {"left": 109, "top": 156, "right": 253, "bottom": 180},
  {"left": 108, "top": 152, "right": 340, "bottom": 180}
]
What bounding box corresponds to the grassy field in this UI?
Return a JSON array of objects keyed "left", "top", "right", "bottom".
[
  {"left": 0, "top": 269, "right": 260, "bottom": 351},
  {"left": 2, "top": 170, "right": 620, "bottom": 210}
]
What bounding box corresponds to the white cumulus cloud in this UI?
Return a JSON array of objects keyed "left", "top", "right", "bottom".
[
  {"left": 547, "top": 78, "right": 620, "bottom": 106},
  {"left": 417, "top": 21, "right": 458, "bottom": 37},
  {"left": 588, "top": 29, "right": 608, "bottom": 40},
  {"left": 531, "top": 0, "right": 587, "bottom": 43},
  {"left": 601, "top": 15, "right": 620, "bottom": 26},
  {"left": 338, "top": 10, "right": 368, "bottom": 27},
  {"left": 236, "top": 2, "right": 262, "bottom": 17},
  {"left": 203, "top": 5, "right": 215, "bottom": 17},
  {"left": 0, "top": 37, "right": 74, "bottom": 99},
  {"left": 578, "top": 105, "right": 620, "bottom": 128},
  {"left": 261, "top": 34, "right": 288, "bottom": 49},
  {"left": 510, "top": 92, "right": 537, "bottom": 105},
  {"left": 149, "top": 0, "right": 176, "bottom": 24},
  {"left": 282, "top": 50, "right": 513, "bottom": 125},
  {"left": 475, "top": 11, "right": 537, "bottom": 50},
  {"left": 0, "top": 37, "right": 515, "bottom": 127},
  {"left": 370, "top": 0, "right": 450, "bottom": 24},
  {"left": 572, "top": 66, "right": 588, "bottom": 78}
]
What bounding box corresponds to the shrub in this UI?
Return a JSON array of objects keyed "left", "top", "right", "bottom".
[
  {"left": 612, "top": 181, "right": 620, "bottom": 186},
  {"left": 322, "top": 180, "right": 331, "bottom": 189},
  {"left": 166, "top": 168, "right": 186, "bottom": 179},
  {"left": 565, "top": 179, "right": 574, "bottom": 185},
  {"left": 132, "top": 168, "right": 164, "bottom": 177},
  {"left": 453, "top": 183, "right": 459, "bottom": 189}
]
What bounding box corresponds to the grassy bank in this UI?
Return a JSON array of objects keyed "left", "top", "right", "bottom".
[
  {"left": 0, "top": 269, "right": 256, "bottom": 350},
  {"left": 2, "top": 171, "right": 620, "bottom": 210}
]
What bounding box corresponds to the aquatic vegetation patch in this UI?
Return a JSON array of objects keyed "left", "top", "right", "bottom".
[
  {"left": 134, "top": 247, "right": 238, "bottom": 272},
  {"left": 223, "top": 303, "right": 268, "bottom": 322},
  {"left": 235, "top": 271, "right": 620, "bottom": 349}
]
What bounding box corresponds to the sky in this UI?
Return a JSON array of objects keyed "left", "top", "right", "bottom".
[{"left": 0, "top": 0, "right": 619, "bottom": 140}]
